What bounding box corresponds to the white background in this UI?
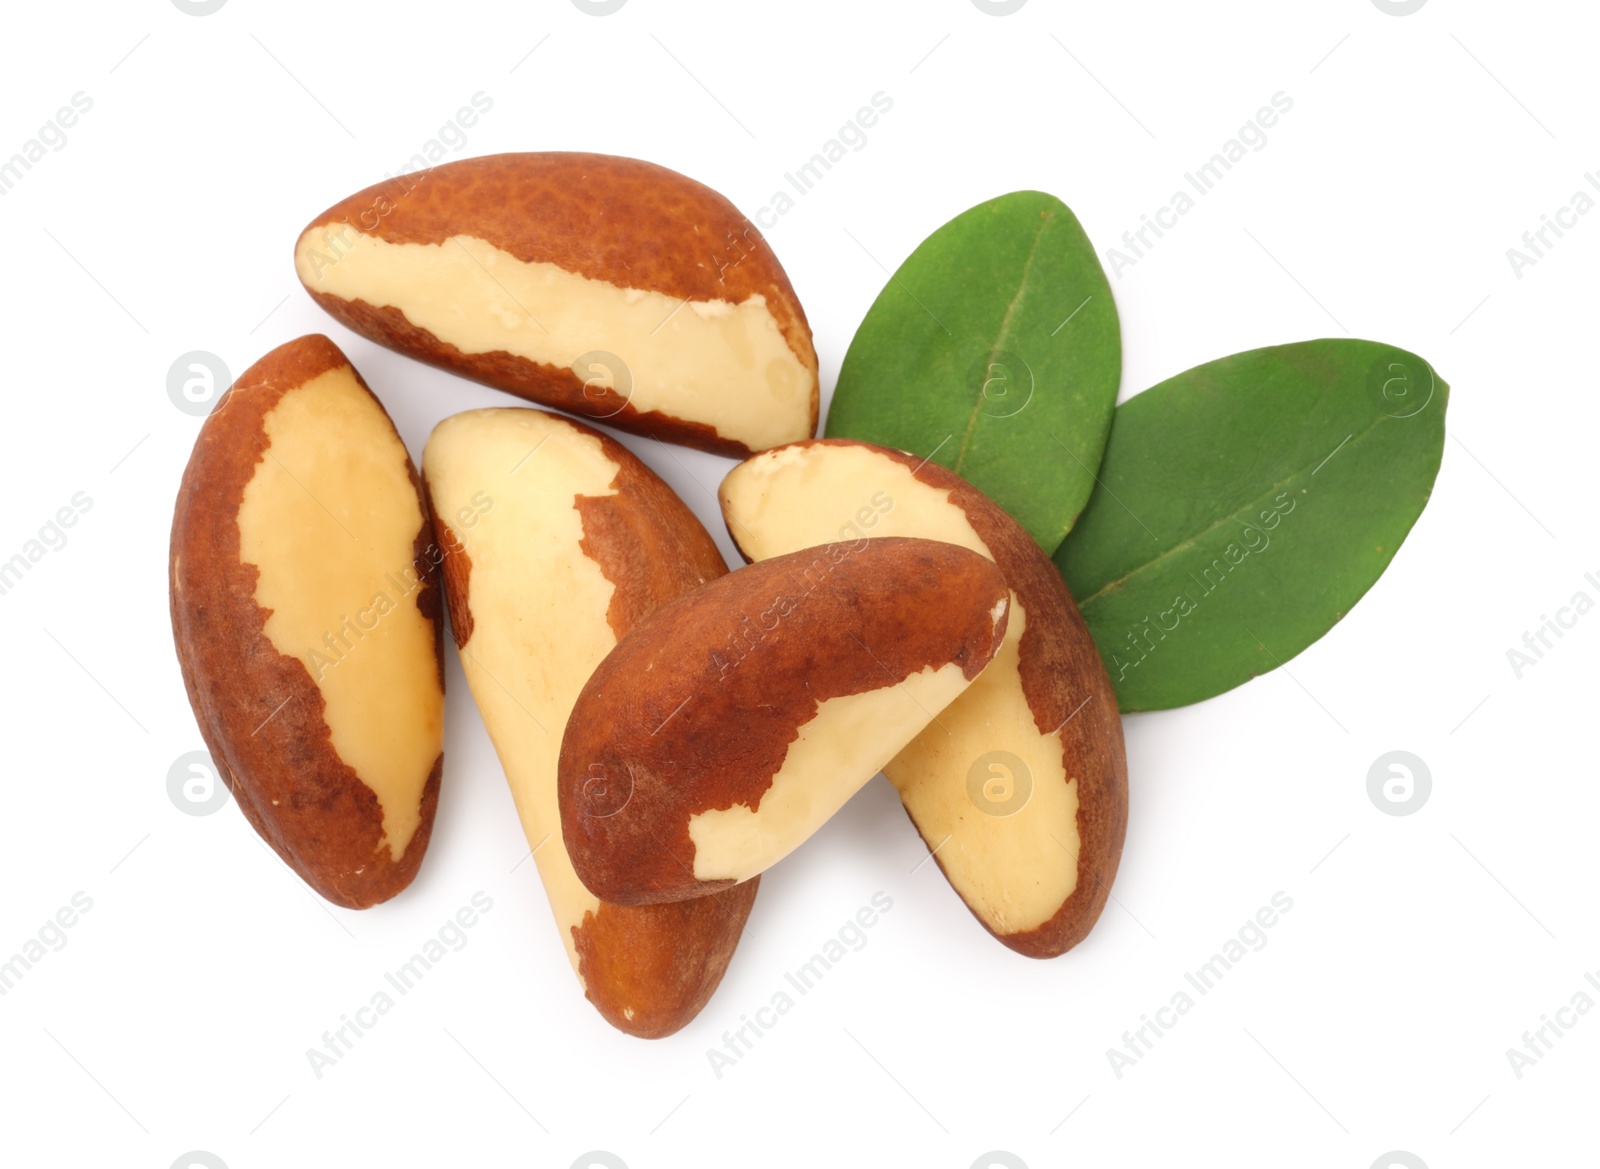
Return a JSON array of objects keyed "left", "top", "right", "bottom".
[{"left": 0, "top": 1, "right": 1595, "bottom": 1166}]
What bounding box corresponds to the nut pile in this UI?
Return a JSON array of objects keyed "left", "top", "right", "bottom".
[{"left": 171, "top": 152, "right": 1126, "bottom": 1038}]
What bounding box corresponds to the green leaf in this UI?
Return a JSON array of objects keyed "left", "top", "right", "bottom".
[
  {"left": 826, "top": 191, "right": 1120, "bottom": 549},
  {"left": 1054, "top": 339, "right": 1448, "bottom": 712}
]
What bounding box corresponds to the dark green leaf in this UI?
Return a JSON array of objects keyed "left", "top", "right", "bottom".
[
  {"left": 826, "top": 191, "right": 1120, "bottom": 549},
  {"left": 1055, "top": 339, "right": 1448, "bottom": 712}
]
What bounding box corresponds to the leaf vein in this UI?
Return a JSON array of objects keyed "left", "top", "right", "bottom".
[
  {"left": 952, "top": 213, "right": 1052, "bottom": 474},
  {"left": 1076, "top": 412, "right": 1391, "bottom": 607}
]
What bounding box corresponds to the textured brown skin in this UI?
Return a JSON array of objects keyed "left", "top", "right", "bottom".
[
  {"left": 559, "top": 538, "right": 1011, "bottom": 905},
  {"left": 297, "top": 152, "right": 820, "bottom": 457},
  {"left": 570, "top": 866, "right": 759, "bottom": 1039},
  {"left": 435, "top": 525, "right": 474, "bottom": 650},
  {"left": 425, "top": 408, "right": 756, "bottom": 1037},
  {"left": 573, "top": 426, "right": 728, "bottom": 635},
  {"left": 724, "top": 439, "right": 1128, "bottom": 958},
  {"left": 169, "top": 335, "right": 445, "bottom": 909}
]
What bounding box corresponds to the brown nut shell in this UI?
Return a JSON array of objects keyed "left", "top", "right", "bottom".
[
  {"left": 559, "top": 537, "right": 1011, "bottom": 905},
  {"left": 423, "top": 407, "right": 756, "bottom": 1036},
  {"left": 720, "top": 438, "right": 1128, "bottom": 958},
  {"left": 170, "top": 334, "right": 445, "bottom": 909},
  {"left": 296, "top": 152, "right": 819, "bottom": 457}
]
